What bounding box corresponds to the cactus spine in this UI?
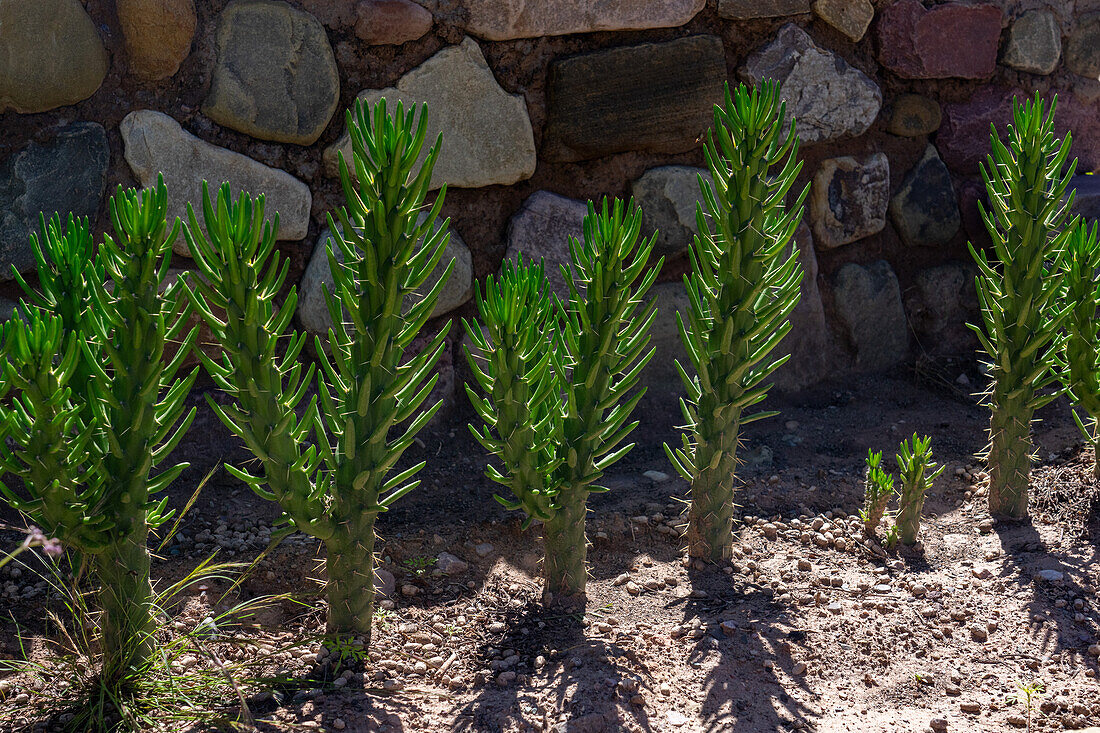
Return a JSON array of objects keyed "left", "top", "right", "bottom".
[
  {"left": 969, "top": 93, "right": 1077, "bottom": 519},
  {"left": 666, "top": 80, "right": 807, "bottom": 562}
]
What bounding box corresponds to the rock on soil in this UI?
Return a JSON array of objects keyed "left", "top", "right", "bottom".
[
  {"left": 742, "top": 23, "right": 881, "bottom": 145},
  {"left": 0, "top": 122, "right": 109, "bottom": 280},
  {"left": 543, "top": 35, "right": 726, "bottom": 163},
  {"left": 120, "top": 110, "right": 312, "bottom": 256},
  {"left": 203, "top": 0, "right": 340, "bottom": 145},
  {"left": 298, "top": 216, "right": 472, "bottom": 337},
  {"left": 0, "top": 0, "right": 108, "bottom": 113},
  {"left": 117, "top": 0, "right": 198, "bottom": 81},
  {"left": 503, "top": 191, "right": 586, "bottom": 299},
  {"left": 889, "top": 145, "right": 961, "bottom": 249},
  {"left": 325, "top": 38, "right": 536, "bottom": 189},
  {"left": 431, "top": 0, "right": 705, "bottom": 41}
]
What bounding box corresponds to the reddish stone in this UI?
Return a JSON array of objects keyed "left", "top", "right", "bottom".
[
  {"left": 355, "top": 0, "right": 433, "bottom": 45},
  {"left": 939, "top": 87, "right": 1100, "bottom": 175},
  {"left": 877, "top": 0, "right": 1003, "bottom": 79}
]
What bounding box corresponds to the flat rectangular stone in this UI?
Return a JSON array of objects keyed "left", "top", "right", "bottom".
[
  {"left": 542, "top": 35, "right": 727, "bottom": 163},
  {"left": 718, "top": 0, "right": 811, "bottom": 19}
]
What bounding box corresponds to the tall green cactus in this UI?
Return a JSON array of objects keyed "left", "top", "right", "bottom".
[
  {"left": 1057, "top": 221, "right": 1100, "bottom": 480},
  {"left": 894, "top": 434, "right": 943, "bottom": 546},
  {"left": 467, "top": 199, "right": 660, "bottom": 606},
  {"left": 969, "top": 94, "right": 1077, "bottom": 519},
  {"left": 860, "top": 449, "right": 894, "bottom": 537},
  {"left": 187, "top": 98, "right": 452, "bottom": 647},
  {"left": 665, "top": 80, "right": 807, "bottom": 562},
  {"left": 0, "top": 178, "right": 197, "bottom": 683}
]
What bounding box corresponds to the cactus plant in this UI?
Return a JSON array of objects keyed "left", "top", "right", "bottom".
[
  {"left": 665, "top": 80, "right": 807, "bottom": 562},
  {"left": 893, "top": 434, "right": 944, "bottom": 546},
  {"left": 186, "top": 97, "right": 453, "bottom": 647},
  {"left": 466, "top": 198, "right": 660, "bottom": 606},
  {"left": 0, "top": 178, "right": 198, "bottom": 683},
  {"left": 968, "top": 93, "right": 1078, "bottom": 519},
  {"left": 1056, "top": 220, "right": 1100, "bottom": 480},
  {"left": 860, "top": 449, "right": 895, "bottom": 537}
]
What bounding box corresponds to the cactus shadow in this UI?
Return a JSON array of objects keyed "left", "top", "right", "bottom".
[
  {"left": 451, "top": 598, "right": 652, "bottom": 733},
  {"left": 992, "top": 517, "right": 1100, "bottom": 659},
  {"left": 680, "top": 565, "right": 818, "bottom": 732}
]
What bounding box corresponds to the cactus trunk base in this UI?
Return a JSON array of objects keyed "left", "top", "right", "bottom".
[
  {"left": 95, "top": 532, "right": 155, "bottom": 685},
  {"left": 1093, "top": 435, "right": 1100, "bottom": 482},
  {"left": 325, "top": 524, "right": 376, "bottom": 650},
  {"left": 542, "top": 495, "right": 587, "bottom": 608},
  {"left": 686, "top": 437, "right": 738, "bottom": 563},
  {"left": 986, "top": 405, "right": 1033, "bottom": 519}
]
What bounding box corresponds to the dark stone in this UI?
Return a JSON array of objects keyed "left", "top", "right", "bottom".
[
  {"left": 906, "top": 263, "right": 976, "bottom": 356},
  {"left": 959, "top": 179, "right": 992, "bottom": 250},
  {"left": 0, "top": 122, "right": 109, "bottom": 281},
  {"left": 718, "top": 0, "right": 810, "bottom": 19},
  {"left": 877, "top": 0, "right": 1004, "bottom": 79},
  {"left": 885, "top": 94, "right": 941, "bottom": 137},
  {"left": 889, "top": 145, "right": 960, "bottom": 248},
  {"left": 542, "top": 35, "right": 727, "bottom": 163},
  {"left": 832, "top": 260, "right": 908, "bottom": 372},
  {"left": 1070, "top": 174, "right": 1100, "bottom": 223},
  {"left": 1066, "top": 12, "right": 1100, "bottom": 80},
  {"left": 772, "top": 223, "right": 829, "bottom": 392}
]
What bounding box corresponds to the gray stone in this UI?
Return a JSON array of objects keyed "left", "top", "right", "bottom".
[
  {"left": 718, "top": 0, "right": 810, "bottom": 19},
  {"left": 428, "top": 0, "right": 705, "bottom": 41},
  {"left": 435, "top": 552, "right": 468, "bottom": 575},
  {"left": 504, "top": 191, "right": 587, "bottom": 299},
  {"left": 203, "top": 0, "right": 340, "bottom": 145},
  {"left": 906, "top": 263, "right": 975, "bottom": 355},
  {"left": 297, "top": 216, "right": 473, "bottom": 338},
  {"left": 1003, "top": 9, "right": 1061, "bottom": 75},
  {"left": 354, "top": 0, "right": 433, "bottom": 45},
  {"left": 639, "top": 282, "right": 691, "bottom": 404},
  {"left": 832, "top": 260, "right": 908, "bottom": 372},
  {"left": 0, "top": 0, "right": 108, "bottom": 113},
  {"left": 631, "top": 166, "right": 713, "bottom": 259},
  {"left": 120, "top": 110, "right": 312, "bottom": 256},
  {"left": 809, "top": 153, "right": 889, "bottom": 249},
  {"left": 889, "top": 146, "right": 961, "bottom": 248},
  {"left": 375, "top": 567, "right": 396, "bottom": 599},
  {"left": 0, "top": 123, "right": 109, "bottom": 281},
  {"left": 812, "top": 0, "right": 874, "bottom": 42},
  {"left": 742, "top": 24, "right": 881, "bottom": 145},
  {"left": 543, "top": 35, "right": 727, "bottom": 162},
  {"left": 1067, "top": 13, "right": 1100, "bottom": 81},
  {"left": 885, "top": 94, "right": 942, "bottom": 137},
  {"left": 325, "top": 38, "right": 536, "bottom": 189}
]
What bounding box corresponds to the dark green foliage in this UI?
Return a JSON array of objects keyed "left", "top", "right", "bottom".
[
  {"left": 466, "top": 198, "right": 660, "bottom": 605},
  {"left": 969, "top": 93, "right": 1078, "bottom": 519},
  {"left": 1056, "top": 220, "right": 1100, "bottom": 479},
  {"left": 665, "top": 80, "right": 807, "bottom": 562}
]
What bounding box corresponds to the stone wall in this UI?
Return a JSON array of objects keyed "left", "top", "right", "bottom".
[{"left": 2, "top": 0, "right": 1100, "bottom": 418}]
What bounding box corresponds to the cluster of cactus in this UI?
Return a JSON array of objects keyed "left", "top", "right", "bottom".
[
  {"left": 860, "top": 436, "right": 943, "bottom": 546},
  {"left": 665, "top": 80, "right": 806, "bottom": 562},
  {"left": 860, "top": 450, "right": 895, "bottom": 537},
  {"left": 183, "top": 97, "right": 452, "bottom": 647},
  {"left": 894, "top": 434, "right": 944, "bottom": 546},
  {"left": 969, "top": 93, "right": 1078, "bottom": 519},
  {"left": 0, "top": 179, "right": 197, "bottom": 684},
  {"left": 465, "top": 198, "right": 660, "bottom": 605},
  {"left": 1055, "top": 221, "right": 1100, "bottom": 480}
]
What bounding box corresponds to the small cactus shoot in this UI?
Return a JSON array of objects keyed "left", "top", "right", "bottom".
[
  {"left": 860, "top": 449, "right": 895, "bottom": 537},
  {"left": 666, "top": 80, "right": 807, "bottom": 562},
  {"left": 894, "top": 434, "right": 944, "bottom": 546},
  {"left": 969, "top": 93, "right": 1078, "bottom": 519},
  {"left": 1057, "top": 221, "right": 1100, "bottom": 480}
]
